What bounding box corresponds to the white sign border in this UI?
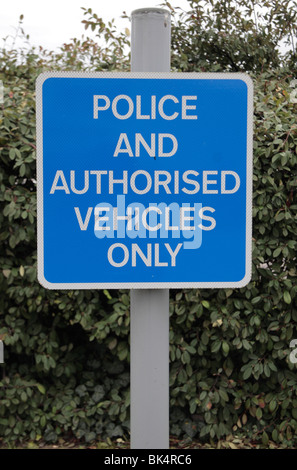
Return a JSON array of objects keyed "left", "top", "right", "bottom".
[{"left": 36, "top": 71, "right": 253, "bottom": 290}]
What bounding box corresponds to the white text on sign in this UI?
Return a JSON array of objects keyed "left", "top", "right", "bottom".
[{"left": 93, "top": 94, "right": 198, "bottom": 120}]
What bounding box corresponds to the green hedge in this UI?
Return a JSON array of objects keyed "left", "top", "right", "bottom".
[{"left": 0, "top": 5, "right": 297, "bottom": 446}]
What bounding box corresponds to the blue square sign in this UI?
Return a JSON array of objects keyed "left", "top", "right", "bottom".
[{"left": 36, "top": 72, "right": 253, "bottom": 289}]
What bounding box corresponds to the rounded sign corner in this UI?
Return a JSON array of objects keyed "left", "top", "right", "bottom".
[
  {"left": 235, "top": 269, "right": 252, "bottom": 288},
  {"left": 37, "top": 271, "right": 56, "bottom": 290},
  {"left": 237, "top": 73, "right": 253, "bottom": 92},
  {"left": 36, "top": 72, "right": 52, "bottom": 89}
]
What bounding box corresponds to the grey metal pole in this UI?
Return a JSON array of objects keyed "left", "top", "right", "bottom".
[
  {"left": 131, "top": 8, "right": 171, "bottom": 73},
  {"left": 130, "top": 8, "right": 171, "bottom": 450}
]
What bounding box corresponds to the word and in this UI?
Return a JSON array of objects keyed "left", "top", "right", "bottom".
[{"left": 113, "top": 132, "right": 178, "bottom": 157}]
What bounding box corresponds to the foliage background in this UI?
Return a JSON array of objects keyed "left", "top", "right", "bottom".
[{"left": 0, "top": 0, "right": 297, "bottom": 447}]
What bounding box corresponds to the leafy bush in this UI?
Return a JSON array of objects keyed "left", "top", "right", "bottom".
[{"left": 0, "top": 1, "right": 297, "bottom": 447}]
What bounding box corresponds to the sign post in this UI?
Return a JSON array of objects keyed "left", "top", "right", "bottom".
[
  {"left": 130, "top": 9, "right": 171, "bottom": 449},
  {"left": 36, "top": 8, "right": 253, "bottom": 451}
]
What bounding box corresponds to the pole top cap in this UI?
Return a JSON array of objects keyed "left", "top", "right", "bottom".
[{"left": 131, "top": 8, "right": 170, "bottom": 18}]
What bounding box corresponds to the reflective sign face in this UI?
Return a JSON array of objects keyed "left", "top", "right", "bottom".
[{"left": 36, "top": 72, "right": 253, "bottom": 289}]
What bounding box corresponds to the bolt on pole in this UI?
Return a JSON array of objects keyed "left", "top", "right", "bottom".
[{"left": 130, "top": 8, "right": 171, "bottom": 450}]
